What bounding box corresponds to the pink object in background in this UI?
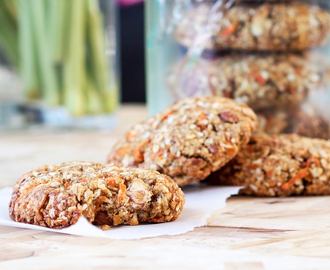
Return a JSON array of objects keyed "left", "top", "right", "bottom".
[{"left": 118, "top": 0, "right": 143, "bottom": 6}]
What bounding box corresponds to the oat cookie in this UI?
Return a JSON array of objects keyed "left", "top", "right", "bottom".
[
  {"left": 9, "top": 161, "right": 185, "bottom": 228},
  {"left": 257, "top": 108, "right": 330, "bottom": 139},
  {"left": 107, "top": 96, "right": 258, "bottom": 186},
  {"left": 168, "top": 53, "right": 330, "bottom": 110},
  {"left": 175, "top": 2, "right": 330, "bottom": 51},
  {"left": 207, "top": 134, "right": 330, "bottom": 196}
]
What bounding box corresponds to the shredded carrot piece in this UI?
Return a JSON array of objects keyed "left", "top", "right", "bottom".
[
  {"left": 313, "top": 157, "right": 321, "bottom": 167},
  {"left": 117, "top": 146, "right": 130, "bottom": 157},
  {"left": 247, "top": 145, "right": 254, "bottom": 153},
  {"left": 281, "top": 168, "right": 310, "bottom": 191},
  {"left": 25, "top": 183, "right": 41, "bottom": 193},
  {"left": 304, "top": 157, "right": 321, "bottom": 168},
  {"left": 98, "top": 196, "right": 108, "bottom": 203},
  {"left": 295, "top": 67, "right": 302, "bottom": 75},
  {"left": 227, "top": 148, "right": 236, "bottom": 156},
  {"left": 106, "top": 178, "right": 116, "bottom": 187},
  {"left": 133, "top": 148, "right": 143, "bottom": 160},
  {"left": 269, "top": 181, "right": 276, "bottom": 187},
  {"left": 96, "top": 196, "right": 108, "bottom": 209},
  {"left": 199, "top": 113, "right": 208, "bottom": 120},
  {"left": 249, "top": 164, "right": 258, "bottom": 170},
  {"left": 304, "top": 175, "right": 313, "bottom": 182},
  {"left": 152, "top": 217, "right": 162, "bottom": 223},
  {"left": 254, "top": 73, "right": 267, "bottom": 85},
  {"left": 219, "top": 23, "right": 237, "bottom": 38},
  {"left": 126, "top": 132, "right": 137, "bottom": 140},
  {"left": 304, "top": 159, "right": 312, "bottom": 167},
  {"left": 132, "top": 139, "right": 150, "bottom": 160},
  {"left": 65, "top": 182, "right": 70, "bottom": 189},
  {"left": 80, "top": 179, "right": 87, "bottom": 183},
  {"left": 118, "top": 184, "right": 126, "bottom": 204},
  {"left": 161, "top": 110, "right": 175, "bottom": 120},
  {"left": 288, "top": 87, "right": 295, "bottom": 95},
  {"left": 265, "top": 171, "right": 272, "bottom": 178}
]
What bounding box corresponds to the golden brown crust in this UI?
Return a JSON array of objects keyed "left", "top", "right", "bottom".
[
  {"left": 9, "top": 161, "right": 185, "bottom": 229},
  {"left": 207, "top": 134, "right": 330, "bottom": 196},
  {"left": 107, "top": 96, "right": 258, "bottom": 186}
]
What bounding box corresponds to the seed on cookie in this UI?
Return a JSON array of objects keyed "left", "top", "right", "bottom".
[
  {"left": 207, "top": 134, "right": 330, "bottom": 196},
  {"left": 168, "top": 53, "right": 330, "bottom": 111},
  {"left": 9, "top": 161, "right": 185, "bottom": 229},
  {"left": 175, "top": 2, "right": 330, "bottom": 51},
  {"left": 107, "top": 96, "right": 258, "bottom": 186}
]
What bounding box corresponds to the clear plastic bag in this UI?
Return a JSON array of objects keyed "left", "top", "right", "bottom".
[{"left": 146, "top": 0, "right": 330, "bottom": 139}]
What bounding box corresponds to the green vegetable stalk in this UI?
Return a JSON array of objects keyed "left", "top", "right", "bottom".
[
  {"left": 0, "top": 0, "right": 19, "bottom": 68},
  {"left": 0, "top": 0, "right": 118, "bottom": 116}
]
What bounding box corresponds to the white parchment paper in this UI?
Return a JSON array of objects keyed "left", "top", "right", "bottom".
[{"left": 0, "top": 185, "right": 239, "bottom": 239}]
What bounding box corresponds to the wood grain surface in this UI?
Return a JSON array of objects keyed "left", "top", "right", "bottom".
[{"left": 1, "top": 105, "right": 330, "bottom": 270}]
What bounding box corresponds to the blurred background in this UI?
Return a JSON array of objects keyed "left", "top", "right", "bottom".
[
  {"left": 0, "top": 0, "right": 145, "bottom": 130},
  {"left": 1, "top": 0, "right": 330, "bottom": 183},
  {"left": 1, "top": 0, "right": 330, "bottom": 131},
  {"left": 120, "top": 0, "right": 145, "bottom": 103}
]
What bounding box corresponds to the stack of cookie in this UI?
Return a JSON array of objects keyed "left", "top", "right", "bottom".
[
  {"left": 170, "top": 0, "right": 330, "bottom": 139},
  {"left": 11, "top": 96, "right": 330, "bottom": 231},
  {"left": 107, "top": 95, "right": 330, "bottom": 197},
  {"left": 10, "top": 96, "right": 258, "bottom": 229}
]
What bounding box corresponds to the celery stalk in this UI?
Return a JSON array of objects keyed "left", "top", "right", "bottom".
[
  {"left": 63, "top": 0, "right": 87, "bottom": 116},
  {"left": 56, "top": 0, "right": 71, "bottom": 64},
  {"left": 45, "top": 0, "right": 66, "bottom": 103},
  {"left": 86, "top": 75, "right": 104, "bottom": 114},
  {"left": 86, "top": 0, "right": 107, "bottom": 92},
  {"left": 4, "top": 0, "right": 18, "bottom": 22},
  {"left": 0, "top": 3, "right": 19, "bottom": 68},
  {"left": 46, "top": 0, "right": 66, "bottom": 64},
  {"left": 18, "top": 0, "right": 40, "bottom": 99},
  {"left": 28, "top": 0, "right": 60, "bottom": 106},
  {"left": 86, "top": 0, "right": 117, "bottom": 113},
  {"left": 0, "top": 0, "right": 117, "bottom": 117}
]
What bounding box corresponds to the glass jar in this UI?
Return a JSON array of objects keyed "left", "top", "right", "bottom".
[
  {"left": 146, "top": 0, "right": 330, "bottom": 139},
  {"left": 0, "top": 0, "right": 119, "bottom": 130}
]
